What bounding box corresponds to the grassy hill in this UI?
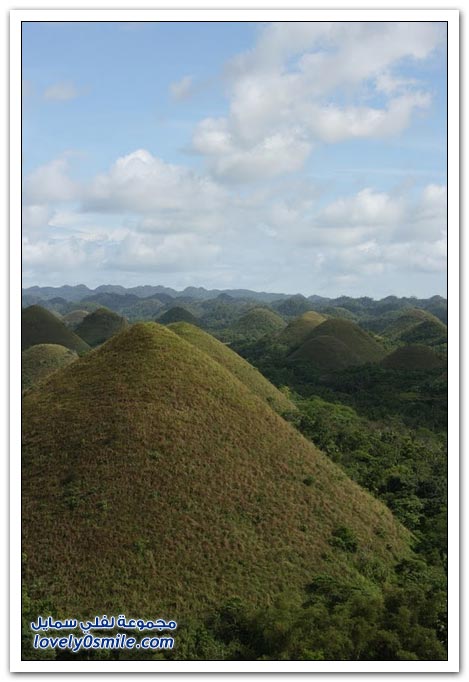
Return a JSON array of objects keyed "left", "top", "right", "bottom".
[
  {"left": 22, "top": 344, "right": 77, "bottom": 390},
  {"left": 168, "top": 322, "right": 294, "bottom": 414},
  {"left": 290, "top": 319, "right": 386, "bottom": 370},
  {"left": 277, "top": 311, "right": 327, "bottom": 349},
  {"left": 158, "top": 306, "right": 200, "bottom": 326},
  {"left": 23, "top": 322, "right": 412, "bottom": 646},
  {"left": 382, "top": 308, "right": 444, "bottom": 339},
  {"left": 399, "top": 319, "right": 447, "bottom": 349},
  {"left": 75, "top": 307, "right": 128, "bottom": 347},
  {"left": 62, "top": 310, "right": 90, "bottom": 329},
  {"left": 229, "top": 307, "right": 286, "bottom": 340},
  {"left": 381, "top": 344, "right": 446, "bottom": 371},
  {"left": 22, "top": 305, "right": 90, "bottom": 353}
]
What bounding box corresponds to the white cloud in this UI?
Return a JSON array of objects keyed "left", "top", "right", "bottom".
[
  {"left": 44, "top": 81, "right": 80, "bottom": 101},
  {"left": 22, "top": 204, "right": 53, "bottom": 231},
  {"left": 84, "top": 149, "right": 226, "bottom": 216},
  {"left": 104, "top": 233, "right": 220, "bottom": 272},
  {"left": 318, "top": 188, "right": 405, "bottom": 227},
  {"left": 170, "top": 75, "right": 194, "bottom": 101},
  {"left": 305, "top": 93, "right": 431, "bottom": 143},
  {"left": 191, "top": 21, "right": 444, "bottom": 182},
  {"left": 23, "top": 157, "right": 79, "bottom": 205}
]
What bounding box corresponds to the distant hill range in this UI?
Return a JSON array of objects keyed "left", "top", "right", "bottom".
[
  {"left": 22, "top": 284, "right": 292, "bottom": 304},
  {"left": 21, "top": 285, "right": 447, "bottom": 321}
]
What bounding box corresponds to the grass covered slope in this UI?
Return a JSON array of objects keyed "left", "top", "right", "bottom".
[
  {"left": 383, "top": 308, "right": 445, "bottom": 340},
  {"left": 23, "top": 323, "right": 411, "bottom": 627},
  {"left": 22, "top": 305, "right": 90, "bottom": 353},
  {"left": 381, "top": 344, "right": 446, "bottom": 371},
  {"left": 277, "top": 311, "right": 327, "bottom": 349},
  {"left": 62, "top": 310, "right": 90, "bottom": 329},
  {"left": 158, "top": 306, "right": 199, "bottom": 325},
  {"left": 168, "top": 321, "right": 294, "bottom": 414},
  {"left": 22, "top": 344, "right": 77, "bottom": 390},
  {"left": 290, "top": 319, "right": 386, "bottom": 370},
  {"left": 74, "top": 307, "right": 128, "bottom": 347},
  {"left": 230, "top": 307, "right": 286, "bottom": 339}
]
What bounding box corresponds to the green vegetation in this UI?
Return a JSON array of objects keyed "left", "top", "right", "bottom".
[
  {"left": 20, "top": 290, "right": 448, "bottom": 661},
  {"left": 382, "top": 345, "right": 446, "bottom": 371},
  {"left": 22, "top": 305, "right": 90, "bottom": 353},
  {"left": 277, "top": 311, "right": 326, "bottom": 349},
  {"left": 23, "top": 322, "right": 420, "bottom": 660},
  {"left": 22, "top": 344, "right": 77, "bottom": 390},
  {"left": 290, "top": 319, "right": 386, "bottom": 370},
  {"left": 62, "top": 310, "right": 90, "bottom": 329},
  {"left": 75, "top": 307, "right": 128, "bottom": 347},
  {"left": 168, "top": 322, "right": 294, "bottom": 415},
  {"left": 229, "top": 307, "right": 286, "bottom": 340},
  {"left": 158, "top": 306, "right": 200, "bottom": 325}
]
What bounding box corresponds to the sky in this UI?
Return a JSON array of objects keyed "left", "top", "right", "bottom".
[{"left": 21, "top": 21, "right": 448, "bottom": 297}]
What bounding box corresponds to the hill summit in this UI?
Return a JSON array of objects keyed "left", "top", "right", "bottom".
[
  {"left": 158, "top": 306, "right": 199, "bottom": 325},
  {"left": 290, "top": 319, "right": 386, "bottom": 370},
  {"left": 168, "top": 322, "right": 294, "bottom": 414},
  {"left": 277, "top": 311, "right": 327, "bottom": 349},
  {"left": 22, "top": 305, "right": 90, "bottom": 353},
  {"left": 75, "top": 307, "right": 128, "bottom": 347},
  {"left": 23, "top": 322, "right": 410, "bottom": 629},
  {"left": 230, "top": 307, "right": 286, "bottom": 339}
]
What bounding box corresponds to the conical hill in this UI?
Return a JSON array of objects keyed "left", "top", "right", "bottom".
[
  {"left": 22, "top": 323, "right": 411, "bottom": 625},
  {"left": 290, "top": 319, "right": 385, "bottom": 369},
  {"left": 22, "top": 305, "right": 90, "bottom": 353},
  {"left": 277, "top": 311, "right": 327, "bottom": 349},
  {"left": 168, "top": 322, "right": 294, "bottom": 414},
  {"left": 74, "top": 307, "right": 128, "bottom": 347}
]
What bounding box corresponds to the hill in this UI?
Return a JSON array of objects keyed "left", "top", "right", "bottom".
[
  {"left": 158, "top": 306, "right": 200, "bottom": 325},
  {"left": 22, "top": 344, "right": 77, "bottom": 390},
  {"left": 168, "top": 322, "right": 294, "bottom": 414},
  {"left": 21, "top": 305, "right": 90, "bottom": 353},
  {"left": 382, "top": 308, "right": 444, "bottom": 339},
  {"left": 381, "top": 344, "right": 446, "bottom": 371},
  {"left": 399, "top": 319, "right": 447, "bottom": 349},
  {"left": 229, "top": 307, "right": 286, "bottom": 339},
  {"left": 62, "top": 310, "right": 90, "bottom": 329},
  {"left": 22, "top": 322, "right": 411, "bottom": 644},
  {"left": 74, "top": 308, "right": 128, "bottom": 347},
  {"left": 277, "top": 311, "right": 327, "bottom": 349},
  {"left": 273, "top": 294, "right": 313, "bottom": 317},
  {"left": 290, "top": 319, "right": 386, "bottom": 370}
]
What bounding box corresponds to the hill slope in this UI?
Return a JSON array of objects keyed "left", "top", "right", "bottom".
[
  {"left": 158, "top": 306, "right": 199, "bottom": 325},
  {"left": 290, "top": 319, "right": 386, "bottom": 370},
  {"left": 62, "top": 310, "right": 90, "bottom": 329},
  {"left": 75, "top": 307, "right": 128, "bottom": 347},
  {"left": 230, "top": 307, "right": 286, "bottom": 339},
  {"left": 277, "top": 311, "right": 327, "bottom": 349},
  {"left": 23, "top": 323, "right": 411, "bottom": 631},
  {"left": 382, "top": 308, "right": 445, "bottom": 340},
  {"left": 22, "top": 344, "right": 77, "bottom": 390},
  {"left": 168, "top": 322, "right": 294, "bottom": 414},
  {"left": 381, "top": 344, "right": 446, "bottom": 371},
  {"left": 22, "top": 305, "right": 90, "bottom": 353}
]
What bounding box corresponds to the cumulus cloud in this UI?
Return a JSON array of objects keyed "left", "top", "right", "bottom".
[
  {"left": 23, "top": 157, "right": 79, "bottom": 205},
  {"left": 104, "top": 232, "right": 220, "bottom": 272},
  {"left": 190, "top": 21, "right": 444, "bottom": 181},
  {"left": 22, "top": 204, "right": 53, "bottom": 231},
  {"left": 84, "top": 149, "right": 227, "bottom": 216},
  {"left": 43, "top": 81, "right": 80, "bottom": 101}
]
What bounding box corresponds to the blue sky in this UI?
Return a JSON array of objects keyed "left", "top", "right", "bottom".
[{"left": 22, "top": 21, "right": 447, "bottom": 297}]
